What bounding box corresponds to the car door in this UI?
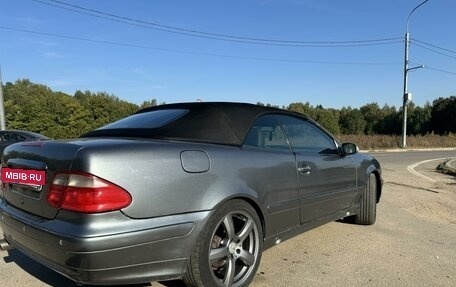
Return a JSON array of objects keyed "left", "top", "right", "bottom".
[
  {"left": 276, "top": 115, "right": 357, "bottom": 224},
  {"left": 243, "top": 115, "right": 300, "bottom": 236}
]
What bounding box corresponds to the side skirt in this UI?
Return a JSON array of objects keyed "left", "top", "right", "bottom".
[{"left": 263, "top": 206, "right": 359, "bottom": 250}]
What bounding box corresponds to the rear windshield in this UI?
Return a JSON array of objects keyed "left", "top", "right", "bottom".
[{"left": 98, "top": 109, "right": 189, "bottom": 130}]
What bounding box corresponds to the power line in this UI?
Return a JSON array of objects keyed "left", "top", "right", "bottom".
[
  {"left": 0, "top": 25, "right": 401, "bottom": 66},
  {"left": 425, "top": 66, "right": 456, "bottom": 75},
  {"left": 412, "top": 38, "right": 456, "bottom": 54},
  {"left": 30, "top": 0, "right": 403, "bottom": 47},
  {"left": 411, "top": 42, "right": 456, "bottom": 60}
]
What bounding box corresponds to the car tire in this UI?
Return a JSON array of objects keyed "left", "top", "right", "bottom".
[
  {"left": 355, "top": 173, "right": 377, "bottom": 225},
  {"left": 183, "top": 199, "right": 263, "bottom": 287}
]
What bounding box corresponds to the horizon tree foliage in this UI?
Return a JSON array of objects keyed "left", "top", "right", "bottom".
[
  {"left": 339, "top": 107, "right": 366, "bottom": 135},
  {"left": 372, "top": 104, "right": 400, "bottom": 135},
  {"left": 408, "top": 102, "right": 432, "bottom": 135},
  {"left": 74, "top": 90, "right": 137, "bottom": 131},
  {"left": 313, "top": 108, "right": 341, "bottom": 135},
  {"left": 4, "top": 79, "right": 139, "bottom": 138},
  {"left": 360, "top": 102, "right": 383, "bottom": 134},
  {"left": 431, "top": 96, "right": 456, "bottom": 135},
  {"left": 2, "top": 79, "right": 454, "bottom": 139},
  {"left": 287, "top": 102, "right": 340, "bottom": 135},
  {"left": 140, "top": 99, "right": 158, "bottom": 109}
]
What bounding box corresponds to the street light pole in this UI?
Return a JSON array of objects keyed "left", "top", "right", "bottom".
[
  {"left": 401, "top": 0, "right": 429, "bottom": 148},
  {"left": 402, "top": 31, "right": 410, "bottom": 148}
]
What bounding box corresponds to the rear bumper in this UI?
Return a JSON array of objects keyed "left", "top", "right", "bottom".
[{"left": 0, "top": 199, "right": 211, "bottom": 285}]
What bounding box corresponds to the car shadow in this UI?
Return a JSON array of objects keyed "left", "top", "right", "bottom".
[
  {"left": 158, "top": 280, "right": 187, "bottom": 287},
  {"left": 2, "top": 249, "right": 153, "bottom": 287},
  {"left": 336, "top": 216, "right": 356, "bottom": 225}
]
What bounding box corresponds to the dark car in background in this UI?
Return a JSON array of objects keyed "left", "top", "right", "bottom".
[
  {"left": 0, "top": 102, "right": 382, "bottom": 287},
  {"left": 0, "top": 130, "right": 49, "bottom": 155}
]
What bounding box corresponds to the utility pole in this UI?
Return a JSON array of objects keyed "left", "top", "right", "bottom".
[
  {"left": 0, "top": 65, "right": 6, "bottom": 130},
  {"left": 402, "top": 31, "right": 410, "bottom": 148},
  {"left": 401, "top": 0, "right": 429, "bottom": 148}
]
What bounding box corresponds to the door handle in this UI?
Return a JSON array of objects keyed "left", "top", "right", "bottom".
[{"left": 297, "top": 165, "right": 312, "bottom": 175}]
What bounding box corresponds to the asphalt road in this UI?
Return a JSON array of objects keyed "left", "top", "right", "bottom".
[{"left": 1, "top": 150, "right": 455, "bottom": 287}]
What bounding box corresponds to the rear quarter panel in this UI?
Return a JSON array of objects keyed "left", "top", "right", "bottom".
[
  {"left": 71, "top": 139, "right": 299, "bottom": 238},
  {"left": 71, "top": 140, "right": 246, "bottom": 216}
]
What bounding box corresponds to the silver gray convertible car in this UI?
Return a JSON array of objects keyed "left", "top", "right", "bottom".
[{"left": 0, "top": 102, "right": 382, "bottom": 286}]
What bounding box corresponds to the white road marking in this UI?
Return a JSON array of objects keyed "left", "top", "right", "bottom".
[{"left": 406, "top": 158, "right": 449, "bottom": 183}]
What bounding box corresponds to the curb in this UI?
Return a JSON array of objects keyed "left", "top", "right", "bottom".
[{"left": 437, "top": 159, "right": 456, "bottom": 176}]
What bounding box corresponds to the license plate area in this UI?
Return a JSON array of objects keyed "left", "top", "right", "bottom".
[
  {"left": 1, "top": 167, "right": 46, "bottom": 186},
  {"left": 10, "top": 183, "right": 43, "bottom": 199}
]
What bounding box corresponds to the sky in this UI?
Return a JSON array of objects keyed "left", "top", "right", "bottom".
[{"left": 0, "top": 0, "right": 455, "bottom": 109}]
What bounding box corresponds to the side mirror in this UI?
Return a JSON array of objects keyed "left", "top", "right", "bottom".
[{"left": 341, "top": 143, "right": 359, "bottom": 155}]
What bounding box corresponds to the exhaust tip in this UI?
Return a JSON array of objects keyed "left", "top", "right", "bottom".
[{"left": 0, "top": 238, "right": 13, "bottom": 251}]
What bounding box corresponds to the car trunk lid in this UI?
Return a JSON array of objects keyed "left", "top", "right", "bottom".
[{"left": 1, "top": 141, "right": 83, "bottom": 219}]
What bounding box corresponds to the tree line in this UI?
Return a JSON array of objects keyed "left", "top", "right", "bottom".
[
  {"left": 2, "top": 79, "right": 455, "bottom": 139},
  {"left": 262, "top": 97, "right": 455, "bottom": 136}
]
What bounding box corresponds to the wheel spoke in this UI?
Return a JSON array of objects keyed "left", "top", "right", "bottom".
[
  {"left": 210, "top": 247, "right": 229, "bottom": 263},
  {"left": 237, "top": 218, "right": 254, "bottom": 242},
  {"left": 238, "top": 249, "right": 255, "bottom": 267},
  {"left": 223, "top": 215, "right": 235, "bottom": 240},
  {"left": 204, "top": 203, "right": 263, "bottom": 287},
  {"left": 223, "top": 256, "right": 236, "bottom": 287}
]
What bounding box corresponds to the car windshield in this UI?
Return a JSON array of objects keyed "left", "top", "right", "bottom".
[{"left": 98, "top": 109, "right": 189, "bottom": 130}]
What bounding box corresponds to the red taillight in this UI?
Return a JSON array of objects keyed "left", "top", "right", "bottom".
[{"left": 48, "top": 172, "right": 132, "bottom": 213}]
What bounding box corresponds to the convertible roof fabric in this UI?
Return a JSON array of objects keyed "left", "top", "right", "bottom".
[{"left": 82, "top": 102, "right": 306, "bottom": 146}]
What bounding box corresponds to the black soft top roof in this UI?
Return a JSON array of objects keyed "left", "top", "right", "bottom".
[{"left": 82, "top": 102, "right": 307, "bottom": 146}]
